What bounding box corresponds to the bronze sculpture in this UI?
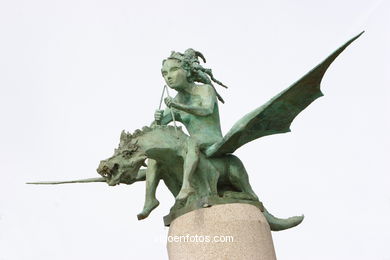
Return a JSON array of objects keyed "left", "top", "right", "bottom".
[{"left": 28, "top": 32, "right": 363, "bottom": 231}]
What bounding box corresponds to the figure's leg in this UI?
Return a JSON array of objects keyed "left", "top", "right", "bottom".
[
  {"left": 176, "top": 138, "right": 199, "bottom": 200},
  {"left": 137, "top": 159, "right": 160, "bottom": 220}
]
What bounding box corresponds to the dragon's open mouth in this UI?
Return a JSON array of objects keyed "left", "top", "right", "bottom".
[{"left": 99, "top": 163, "right": 119, "bottom": 179}]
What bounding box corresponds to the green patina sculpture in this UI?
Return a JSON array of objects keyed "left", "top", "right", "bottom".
[{"left": 28, "top": 32, "right": 363, "bottom": 231}]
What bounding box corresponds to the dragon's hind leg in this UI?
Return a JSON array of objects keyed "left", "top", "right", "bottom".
[{"left": 226, "top": 155, "right": 259, "bottom": 201}]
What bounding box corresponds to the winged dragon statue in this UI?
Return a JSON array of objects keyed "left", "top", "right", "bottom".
[{"left": 28, "top": 32, "right": 363, "bottom": 231}]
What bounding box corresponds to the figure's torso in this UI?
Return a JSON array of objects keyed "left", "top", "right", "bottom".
[{"left": 174, "top": 85, "right": 223, "bottom": 147}]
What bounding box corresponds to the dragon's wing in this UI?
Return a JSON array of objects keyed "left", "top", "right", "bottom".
[{"left": 205, "top": 32, "right": 363, "bottom": 158}]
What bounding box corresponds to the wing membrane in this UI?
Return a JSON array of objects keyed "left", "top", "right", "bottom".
[{"left": 206, "top": 32, "right": 363, "bottom": 157}]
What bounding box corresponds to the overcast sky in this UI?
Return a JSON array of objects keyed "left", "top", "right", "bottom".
[{"left": 0, "top": 0, "right": 389, "bottom": 259}]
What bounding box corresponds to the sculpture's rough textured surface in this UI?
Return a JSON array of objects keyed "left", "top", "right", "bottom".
[{"left": 28, "top": 32, "right": 363, "bottom": 231}]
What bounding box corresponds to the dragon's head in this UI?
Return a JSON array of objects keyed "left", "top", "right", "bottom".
[{"left": 97, "top": 130, "right": 147, "bottom": 186}]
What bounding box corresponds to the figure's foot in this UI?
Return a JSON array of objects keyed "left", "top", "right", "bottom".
[
  {"left": 175, "top": 187, "right": 195, "bottom": 201},
  {"left": 137, "top": 199, "right": 160, "bottom": 220}
]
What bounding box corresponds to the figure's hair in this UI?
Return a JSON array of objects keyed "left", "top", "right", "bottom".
[{"left": 162, "top": 48, "right": 227, "bottom": 103}]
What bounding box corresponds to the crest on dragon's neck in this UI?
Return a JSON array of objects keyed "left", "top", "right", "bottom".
[{"left": 118, "top": 125, "right": 185, "bottom": 151}]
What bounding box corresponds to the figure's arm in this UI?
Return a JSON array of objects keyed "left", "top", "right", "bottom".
[
  {"left": 165, "top": 85, "right": 216, "bottom": 116},
  {"left": 152, "top": 107, "right": 183, "bottom": 126},
  {"left": 160, "top": 108, "right": 174, "bottom": 125},
  {"left": 151, "top": 107, "right": 172, "bottom": 126}
]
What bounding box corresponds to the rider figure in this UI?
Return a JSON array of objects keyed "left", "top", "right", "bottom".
[{"left": 155, "top": 49, "right": 227, "bottom": 201}]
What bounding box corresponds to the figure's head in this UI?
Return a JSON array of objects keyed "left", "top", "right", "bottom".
[
  {"left": 161, "top": 58, "right": 191, "bottom": 90},
  {"left": 97, "top": 131, "right": 147, "bottom": 186},
  {"left": 161, "top": 48, "right": 227, "bottom": 102}
]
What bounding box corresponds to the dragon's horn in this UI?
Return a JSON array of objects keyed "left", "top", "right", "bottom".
[{"left": 26, "top": 177, "right": 106, "bottom": 185}]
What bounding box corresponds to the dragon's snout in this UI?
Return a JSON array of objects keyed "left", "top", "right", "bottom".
[{"left": 97, "top": 160, "right": 119, "bottom": 178}]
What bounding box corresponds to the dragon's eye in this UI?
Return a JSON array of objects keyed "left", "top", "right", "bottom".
[{"left": 122, "top": 150, "right": 132, "bottom": 158}]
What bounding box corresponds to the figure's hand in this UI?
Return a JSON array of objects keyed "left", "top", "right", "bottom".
[
  {"left": 164, "top": 97, "right": 175, "bottom": 108},
  {"left": 154, "top": 110, "right": 164, "bottom": 124}
]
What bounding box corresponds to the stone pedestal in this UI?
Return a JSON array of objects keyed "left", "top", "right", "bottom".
[{"left": 167, "top": 203, "right": 277, "bottom": 260}]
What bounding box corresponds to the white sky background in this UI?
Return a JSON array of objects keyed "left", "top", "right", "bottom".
[{"left": 0, "top": 0, "right": 389, "bottom": 259}]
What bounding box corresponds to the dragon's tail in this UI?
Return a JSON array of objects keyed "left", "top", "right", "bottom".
[{"left": 263, "top": 207, "right": 304, "bottom": 231}]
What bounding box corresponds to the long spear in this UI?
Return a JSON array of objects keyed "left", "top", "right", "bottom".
[
  {"left": 157, "top": 85, "right": 178, "bottom": 136},
  {"left": 164, "top": 85, "right": 178, "bottom": 135},
  {"left": 26, "top": 177, "right": 106, "bottom": 185}
]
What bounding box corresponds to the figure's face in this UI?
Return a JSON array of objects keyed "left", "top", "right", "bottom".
[{"left": 161, "top": 59, "right": 189, "bottom": 90}]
